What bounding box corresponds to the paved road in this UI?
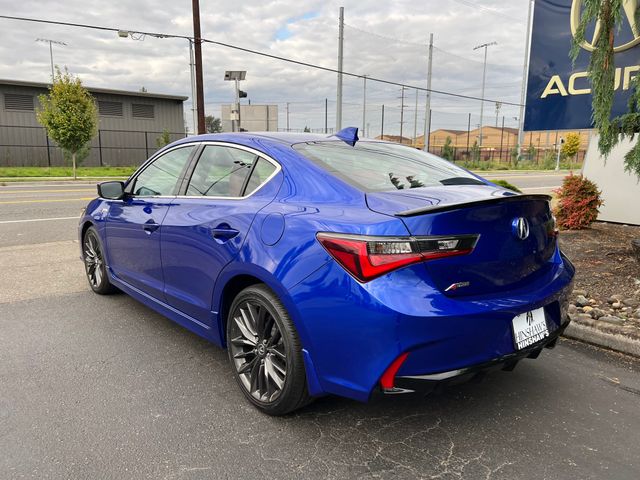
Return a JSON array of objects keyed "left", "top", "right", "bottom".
[
  {"left": 481, "top": 171, "right": 567, "bottom": 194},
  {"left": 4, "top": 171, "right": 638, "bottom": 480},
  {"left": 0, "top": 182, "right": 95, "bottom": 246}
]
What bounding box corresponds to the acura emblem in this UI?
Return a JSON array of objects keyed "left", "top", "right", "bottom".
[
  {"left": 571, "top": 0, "right": 640, "bottom": 53},
  {"left": 513, "top": 217, "right": 530, "bottom": 240}
]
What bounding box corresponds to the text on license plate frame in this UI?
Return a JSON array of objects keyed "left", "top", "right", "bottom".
[{"left": 512, "top": 307, "right": 549, "bottom": 350}]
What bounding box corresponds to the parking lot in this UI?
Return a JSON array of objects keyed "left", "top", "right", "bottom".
[{"left": 2, "top": 179, "right": 640, "bottom": 480}]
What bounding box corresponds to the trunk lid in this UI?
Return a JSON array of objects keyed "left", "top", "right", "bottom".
[{"left": 366, "top": 186, "right": 558, "bottom": 296}]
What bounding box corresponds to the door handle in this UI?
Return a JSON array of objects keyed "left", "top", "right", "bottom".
[
  {"left": 143, "top": 220, "right": 160, "bottom": 234},
  {"left": 211, "top": 226, "right": 240, "bottom": 240}
]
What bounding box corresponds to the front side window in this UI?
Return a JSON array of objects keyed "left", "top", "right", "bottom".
[
  {"left": 294, "top": 141, "right": 484, "bottom": 192},
  {"left": 132, "top": 146, "right": 194, "bottom": 196},
  {"left": 186, "top": 146, "right": 257, "bottom": 197}
]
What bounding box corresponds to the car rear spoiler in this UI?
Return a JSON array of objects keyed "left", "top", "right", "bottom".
[{"left": 395, "top": 194, "right": 553, "bottom": 217}]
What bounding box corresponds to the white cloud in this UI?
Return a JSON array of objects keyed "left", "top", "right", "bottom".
[{"left": 0, "top": 0, "right": 532, "bottom": 135}]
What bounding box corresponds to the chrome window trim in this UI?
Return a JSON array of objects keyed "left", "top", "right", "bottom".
[
  {"left": 175, "top": 141, "right": 282, "bottom": 201},
  {"left": 125, "top": 143, "right": 200, "bottom": 198}
]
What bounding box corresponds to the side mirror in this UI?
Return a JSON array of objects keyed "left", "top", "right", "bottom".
[{"left": 97, "top": 181, "right": 125, "bottom": 200}]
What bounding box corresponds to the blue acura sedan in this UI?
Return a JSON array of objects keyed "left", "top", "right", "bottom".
[{"left": 79, "top": 128, "right": 574, "bottom": 415}]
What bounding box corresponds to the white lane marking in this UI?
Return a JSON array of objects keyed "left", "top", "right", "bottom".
[
  {"left": 0, "top": 216, "right": 79, "bottom": 224},
  {"left": 0, "top": 183, "right": 98, "bottom": 189},
  {"left": 520, "top": 186, "right": 560, "bottom": 191}
]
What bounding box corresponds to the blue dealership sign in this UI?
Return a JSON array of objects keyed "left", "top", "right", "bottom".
[{"left": 525, "top": 0, "right": 640, "bottom": 131}]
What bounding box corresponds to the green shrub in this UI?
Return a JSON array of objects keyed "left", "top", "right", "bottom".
[{"left": 554, "top": 174, "right": 603, "bottom": 230}]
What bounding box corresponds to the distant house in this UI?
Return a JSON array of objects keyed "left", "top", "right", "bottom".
[
  {"left": 416, "top": 126, "right": 592, "bottom": 152},
  {"left": 374, "top": 134, "right": 413, "bottom": 145},
  {"left": 0, "top": 78, "right": 187, "bottom": 167}
]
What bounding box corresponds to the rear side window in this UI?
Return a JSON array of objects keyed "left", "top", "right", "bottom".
[
  {"left": 186, "top": 145, "right": 256, "bottom": 197},
  {"left": 133, "top": 146, "right": 194, "bottom": 196},
  {"left": 244, "top": 158, "right": 277, "bottom": 195},
  {"left": 294, "top": 141, "right": 484, "bottom": 192}
]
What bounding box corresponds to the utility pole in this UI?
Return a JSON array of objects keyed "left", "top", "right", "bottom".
[
  {"left": 286, "top": 102, "right": 290, "bottom": 132},
  {"left": 362, "top": 75, "right": 368, "bottom": 136},
  {"left": 192, "top": 0, "right": 206, "bottom": 134},
  {"left": 500, "top": 116, "right": 505, "bottom": 162},
  {"left": 399, "top": 86, "right": 407, "bottom": 141},
  {"left": 473, "top": 41, "right": 497, "bottom": 148},
  {"left": 381, "top": 104, "right": 385, "bottom": 138},
  {"left": 423, "top": 33, "right": 433, "bottom": 151},
  {"left": 413, "top": 89, "right": 419, "bottom": 146},
  {"left": 518, "top": 0, "right": 534, "bottom": 155},
  {"left": 336, "top": 6, "right": 344, "bottom": 131},
  {"left": 466, "top": 112, "right": 471, "bottom": 153},
  {"left": 324, "top": 98, "right": 328, "bottom": 134}
]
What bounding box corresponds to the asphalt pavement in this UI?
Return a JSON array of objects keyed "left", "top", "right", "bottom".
[{"left": 3, "top": 172, "right": 639, "bottom": 480}]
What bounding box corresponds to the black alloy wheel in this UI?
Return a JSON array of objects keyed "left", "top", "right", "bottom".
[
  {"left": 227, "top": 284, "right": 310, "bottom": 415},
  {"left": 83, "top": 226, "right": 116, "bottom": 295}
]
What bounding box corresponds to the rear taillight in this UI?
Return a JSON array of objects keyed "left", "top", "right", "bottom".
[{"left": 316, "top": 232, "right": 479, "bottom": 282}]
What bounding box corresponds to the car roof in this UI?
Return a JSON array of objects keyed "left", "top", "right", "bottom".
[{"left": 175, "top": 131, "right": 336, "bottom": 147}]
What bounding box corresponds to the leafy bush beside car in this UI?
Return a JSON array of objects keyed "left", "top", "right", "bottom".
[{"left": 554, "top": 174, "right": 603, "bottom": 230}]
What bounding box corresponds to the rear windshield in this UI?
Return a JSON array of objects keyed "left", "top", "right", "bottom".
[{"left": 293, "top": 141, "right": 484, "bottom": 192}]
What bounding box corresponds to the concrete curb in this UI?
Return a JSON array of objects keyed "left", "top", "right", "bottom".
[{"left": 564, "top": 322, "right": 640, "bottom": 358}]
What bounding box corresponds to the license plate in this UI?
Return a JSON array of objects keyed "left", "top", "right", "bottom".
[{"left": 512, "top": 308, "right": 549, "bottom": 350}]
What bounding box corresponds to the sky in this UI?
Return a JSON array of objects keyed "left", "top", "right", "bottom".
[{"left": 0, "top": 0, "right": 532, "bottom": 137}]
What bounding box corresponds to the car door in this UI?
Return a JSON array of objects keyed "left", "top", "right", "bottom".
[
  {"left": 104, "top": 145, "right": 196, "bottom": 300},
  {"left": 160, "top": 143, "right": 282, "bottom": 325}
]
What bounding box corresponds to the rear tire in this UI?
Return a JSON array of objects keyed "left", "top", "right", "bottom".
[
  {"left": 83, "top": 226, "right": 117, "bottom": 295},
  {"left": 226, "top": 284, "right": 311, "bottom": 415}
]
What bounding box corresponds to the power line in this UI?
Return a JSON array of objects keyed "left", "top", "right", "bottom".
[
  {"left": 0, "top": 14, "right": 524, "bottom": 107},
  {"left": 343, "top": 23, "right": 427, "bottom": 48},
  {"left": 449, "top": 0, "right": 524, "bottom": 23}
]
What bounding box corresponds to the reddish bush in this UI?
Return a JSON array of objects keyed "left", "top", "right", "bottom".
[{"left": 554, "top": 174, "right": 603, "bottom": 230}]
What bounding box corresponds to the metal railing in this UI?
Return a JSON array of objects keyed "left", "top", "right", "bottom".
[{"left": 0, "top": 124, "right": 186, "bottom": 167}]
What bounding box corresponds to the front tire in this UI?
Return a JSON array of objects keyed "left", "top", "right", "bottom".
[
  {"left": 83, "top": 226, "right": 117, "bottom": 295},
  {"left": 227, "top": 284, "right": 311, "bottom": 415}
]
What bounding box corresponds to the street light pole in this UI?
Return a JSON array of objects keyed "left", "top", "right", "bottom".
[
  {"left": 35, "top": 38, "right": 66, "bottom": 81},
  {"left": 224, "top": 71, "right": 246, "bottom": 133},
  {"left": 188, "top": 39, "right": 197, "bottom": 134},
  {"left": 518, "top": 0, "right": 535, "bottom": 155},
  {"left": 473, "top": 41, "right": 497, "bottom": 149},
  {"left": 336, "top": 6, "right": 344, "bottom": 131},
  {"left": 423, "top": 33, "right": 433, "bottom": 151}
]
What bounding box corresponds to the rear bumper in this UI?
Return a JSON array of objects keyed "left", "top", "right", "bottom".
[
  {"left": 387, "top": 321, "right": 568, "bottom": 395},
  {"left": 288, "top": 250, "right": 575, "bottom": 402}
]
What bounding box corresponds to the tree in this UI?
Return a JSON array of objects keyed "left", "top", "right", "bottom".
[
  {"left": 205, "top": 115, "right": 222, "bottom": 133},
  {"left": 571, "top": 0, "right": 640, "bottom": 177},
  {"left": 442, "top": 136, "right": 455, "bottom": 161},
  {"left": 156, "top": 129, "right": 171, "bottom": 148},
  {"left": 510, "top": 144, "right": 520, "bottom": 167},
  {"left": 561, "top": 132, "right": 581, "bottom": 162},
  {"left": 37, "top": 69, "right": 97, "bottom": 179},
  {"left": 470, "top": 141, "right": 481, "bottom": 162}
]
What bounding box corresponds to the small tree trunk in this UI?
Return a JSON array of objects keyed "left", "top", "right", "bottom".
[{"left": 72, "top": 152, "right": 77, "bottom": 180}]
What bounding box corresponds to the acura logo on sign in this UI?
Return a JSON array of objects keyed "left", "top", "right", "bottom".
[
  {"left": 571, "top": 0, "right": 640, "bottom": 53},
  {"left": 513, "top": 217, "right": 530, "bottom": 240}
]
